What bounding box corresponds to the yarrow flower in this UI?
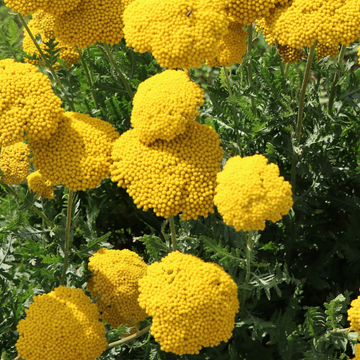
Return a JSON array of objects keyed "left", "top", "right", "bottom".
[
  {"left": 348, "top": 294, "right": 360, "bottom": 333},
  {"left": 206, "top": 21, "right": 247, "bottom": 67},
  {"left": 214, "top": 154, "right": 293, "bottom": 231},
  {"left": 0, "top": 59, "right": 63, "bottom": 146},
  {"left": 27, "top": 171, "right": 54, "bottom": 199},
  {"left": 55, "top": 0, "right": 133, "bottom": 48},
  {"left": 123, "top": 0, "right": 229, "bottom": 69},
  {"left": 351, "top": 343, "right": 360, "bottom": 360},
  {"left": 23, "top": 12, "right": 80, "bottom": 68},
  {"left": 131, "top": 70, "right": 204, "bottom": 145},
  {"left": 138, "top": 251, "right": 239, "bottom": 355},
  {"left": 16, "top": 286, "right": 107, "bottom": 360},
  {"left": 30, "top": 112, "right": 120, "bottom": 191},
  {"left": 4, "top": 0, "right": 81, "bottom": 16},
  {"left": 0, "top": 142, "right": 29, "bottom": 185},
  {"left": 87, "top": 248, "right": 148, "bottom": 329},
  {"left": 110, "top": 121, "right": 223, "bottom": 220}
]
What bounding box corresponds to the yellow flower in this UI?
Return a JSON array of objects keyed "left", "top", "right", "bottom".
[
  {"left": 315, "top": 42, "right": 339, "bottom": 62},
  {"left": 131, "top": 70, "right": 204, "bottom": 144},
  {"left": 206, "top": 21, "right": 247, "bottom": 67},
  {"left": 110, "top": 121, "right": 223, "bottom": 220},
  {"left": 0, "top": 59, "right": 63, "bottom": 146},
  {"left": 55, "top": 0, "right": 133, "bottom": 48},
  {"left": 123, "top": 0, "right": 229, "bottom": 69},
  {"left": 277, "top": 43, "right": 304, "bottom": 63},
  {"left": 214, "top": 154, "right": 293, "bottom": 231},
  {"left": 27, "top": 171, "right": 54, "bottom": 199},
  {"left": 4, "top": 0, "right": 81, "bottom": 16},
  {"left": 16, "top": 286, "right": 107, "bottom": 360},
  {"left": 0, "top": 142, "right": 29, "bottom": 185},
  {"left": 87, "top": 249, "right": 148, "bottom": 329},
  {"left": 351, "top": 343, "right": 360, "bottom": 360},
  {"left": 30, "top": 112, "right": 119, "bottom": 192},
  {"left": 348, "top": 295, "right": 360, "bottom": 333},
  {"left": 138, "top": 251, "right": 239, "bottom": 355}
]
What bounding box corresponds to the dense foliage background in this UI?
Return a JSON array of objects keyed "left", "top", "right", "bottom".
[{"left": 0, "top": 1, "right": 360, "bottom": 359}]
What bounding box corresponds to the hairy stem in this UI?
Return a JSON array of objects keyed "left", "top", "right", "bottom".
[
  {"left": 274, "top": 40, "right": 285, "bottom": 77},
  {"left": 327, "top": 45, "right": 347, "bottom": 115},
  {"left": 169, "top": 215, "right": 177, "bottom": 251},
  {"left": 18, "top": 14, "right": 76, "bottom": 112},
  {"left": 290, "top": 43, "right": 316, "bottom": 192},
  {"left": 106, "top": 325, "right": 151, "bottom": 350},
  {"left": 60, "top": 190, "right": 74, "bottom": 286},
  {"left": 284, "top": 62, "right": 290, "bottom": 78},
  {"left": 223, "top": 65, "right": 244, "bottom": 157},
  {"left": 241, "top": 229, "right": 253, "bottom": 317},
  {"left": 247, "top": 25, "right": 257, "bottom": 117}
]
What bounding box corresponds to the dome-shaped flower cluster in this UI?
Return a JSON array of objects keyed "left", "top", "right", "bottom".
[
  {"left": 87, "top": 248, "right": 148, "bottom": 329},
  {"left": 0, "top": 59, "right": 63, "bottom": 146},
  {"left": 0, "top": 142, "right": 30, "bottom": 185},
  {"left": 131, "top": 70, "right": 204, "bottom": 144},
  {"left": 4, "top": 0, "right": 81, "bottom": 16},
  {"left": 123, "top": 0, "right": 229, "bottom": 69},
  {"left": 138, "top": 251, "right": 239, "bottom": 355},
  {"left": 351, "top": 343, "right": 360, "bottom": 360},
  {"left": 206, "top": 21, "right": 247, "bottom": 67},
  {"left": 225, "top": 0, "right": 290, "bottom": 24},
  {"left": 277, "top": 43, "right": 304, "bottom": 63},
  {"left": 316, "top": 43, "right": 339, "bottom": 62},
  {"left": 27, "top": 171, "right": 55, "bottom": 199},
  {"left": 110, "top": 121, "right": 223, "bottom": 220},
  {"left": 55, "top": 0, "right": 133, "bottom": 48},
  {"left": 214, "top": 154, "right": 293, "bottom": 231},
  {"left": 16, "top": 286, "right": 107, "bottom": 360},
  {"left": 23, "top": 12, "right": 79, "bottom": 68},
  {"left": 262, "top": 0, "right": 360, "bottom": 49},
  {"left": 348, "top": 295, "right": 360, "bottom": 333},
  {"left": 30, "top": 112, "right": 119, "bottom": 191}
]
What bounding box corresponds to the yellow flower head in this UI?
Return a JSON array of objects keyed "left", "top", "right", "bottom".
[
  {"left": 16, "top": 286, "right": 107, "bottom": 360},
  {"left": 55, "top": 0, "right": 133, "bottom": 48},
  {"left": 27, "top": 171, "right": 54, "bottom": 199},
  {"left": 214, "top": 154, "right": 293, "bottom": 231},
  {"left": 225, "top": 0, "right": 290, "bottom": 24},
  {"left": 315, "top": 43, "right": 339, "bottom": 62},
  {"left": 206, "top": 21, "right": 247, "bottom": 67},
  {"left": 263, "top": 0, "right": 360, "bottom": 49},
  {"left": 351, "top": 343, "right": 360, "bottom": 360},
  {"left": 277, "top": 43, "right": 304, "bottom": 63},
  {"left": 23, "top": 14, "right": 80, "bottom": 68},
  {"left": 0, "top": 59, "right": 63, "bottom": 146},
  {"left": 123, "top": 0, "right": 229, "bottom": 69},
  {"left": 110, "top": 121, "right": 223, "bottom": 220},
  {"left": 348, "top": 295, "right": 360, "bottom": 333},
  {"left": 87, "top": 248, "right": 148, "bottom": 328},
  {"left": 30, "top": 112, "right": 120, "bottom": 192},
  {"left": 4, "top": 0, "right": 81, "bottom": 16},
  {"left": 131, "top": 70, "right": 204, "bottom": 145},
  {"left": 0, "top": 142, "right": 30, "bottom": 185},
  {"left": 138, "top": 251, "right": 239, "bottom": 355}
]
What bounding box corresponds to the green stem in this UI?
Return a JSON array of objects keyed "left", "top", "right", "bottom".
[
  {"left": 41, "top": 197, "right": 45, "bottom": 248},
  {"left": 246, "top": 25, "right": 257, "bottom": 117},
  {"left": 169, "top": 215, "right": 177, "bottom": 251},
  {"left": 8, "top": 193, "right": 11, "bottom": 220},
  {"left": 223, "top": 65, "right": 244, "bottom": 157},
  {"left": 102, "top": 43, "right": 133, "bottom": 100},
  {"left": 290, "top": 43, "right": 316, "bottom": 192},
  {"left": 274, "top": 40, "right": 285, "bottom": 77},
  {"left": 106, "top": 325, "right": 151, "bottom": 350},
  {"left": 86, "top": 48, "right": 95, "bottom": 83},
  {"left": 241, "top": 230, "right": 253, "bottom": 317},
  {"left": 284, "top": 62, "right": 290, "bottom": 78},
  {"left": 60, "top": 189, "right": 74, "bottom": 286},
  {"left": 18, "top": 14, "right": 76, "bottom": 112},
  {"left": 0, "top": 26, "right": 18, "bottom": 61},
  {"left": 327, "top": 45, "right": 347, "bottom": 115},
  {"left": 76, "top": 47, "right": 99, "bottom": 109}
]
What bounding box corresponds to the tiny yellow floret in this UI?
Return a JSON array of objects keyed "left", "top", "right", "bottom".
[
  {"left": 214, "top": 154, "right": 293, "bottom": 231},
  {"left": 348, "top": 295, "right": 360, "bottom": 334},
  {"left": 87, "top": 248, "right": 148, "bottom": 329},
  {"left": 138, "top": 251, "right": 239, "bottom": 355},
  {"left": 131, "top": 70, "right": 204, "bottom": 144},
  {"left": 16, "top": 286, "right": 107, "bottom": 360},
  {"left": 27, "top": 171, "right": 54, "bottom": 199}
]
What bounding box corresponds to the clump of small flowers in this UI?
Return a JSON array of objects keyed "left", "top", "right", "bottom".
[
  {"left": 316, "top": 42, "right": 339, "bottom": 62},
  {"left": 0, "top": 59, "right": 63, "bottom": 146},
  {"left": 348, "top": 294, "right": 360, "bottom": 333},
  {"left": 30, "top": 112, "right": 119, "bottom": 191},
  {"left": 27, "top": 171, "right": 54, "bottom": 199},
  {"left": 123, "top": 0, "right": 229, "bottom": 69},
  {"left": 0, "top": 142, "right": 30, "bottom": 185},
  {"left": 131, "top": 70, "right": 204, "bottom": 144},
  {"left": 138, "top": 251, "right": 239, "bottom": 355},
  {"left": 214, "top": 154, "right": 293, "bottom": 231},
  {"left": 110, "top": 121, "right": 223, "bottom": 220},
  {"left": 206, "top": 21, "right": 247, "bottom": 67},
  {"left": 16, "top": 286, "right": 107, "bottom": 360},
  {"left": 87, "top": 248, "right": 148, "bottom": 329},
  {"left": 55, "top": 0, "right": 133, "bottom": 48},
  {"left": 351, "top": 343, "right": 360, "bottom": 360}
]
